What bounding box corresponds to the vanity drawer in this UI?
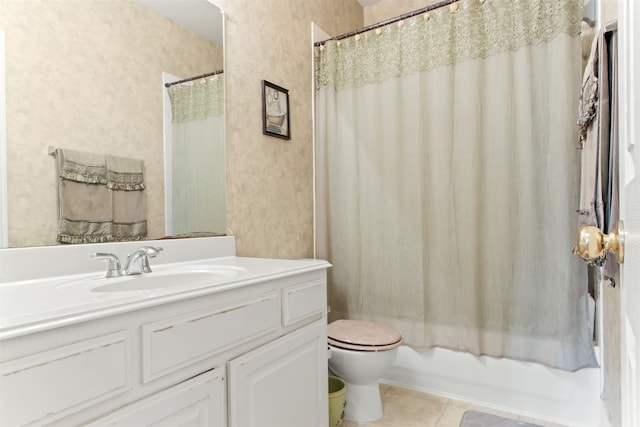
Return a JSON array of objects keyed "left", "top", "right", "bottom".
[
  {"left": 142, "top": 292, "right": 280, "bottom": 383},
  {"left": 282, "top": 279, "right": 326, "bottom": 326},
  {"left": 0, "top": 331, "right": 132, "bottom": 427}
]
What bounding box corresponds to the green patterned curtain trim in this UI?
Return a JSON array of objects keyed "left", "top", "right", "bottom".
[
  {"left": 168, "top": 74, "right": 224, "bottom": 123},
  {"left": 315, "top": 0, "right": 582, "bottom": 90}
]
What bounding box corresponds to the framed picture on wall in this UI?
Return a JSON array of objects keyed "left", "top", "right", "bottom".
[{"left": 262, "top": 80, "right": 291, "bottom": 140}]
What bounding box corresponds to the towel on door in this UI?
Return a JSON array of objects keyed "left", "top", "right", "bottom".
[{"left": 576, "top": 28, "right": 620, "bottom": 281}]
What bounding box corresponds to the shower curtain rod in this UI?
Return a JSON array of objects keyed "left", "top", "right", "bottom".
[
  {"left": 164, "top": 69, "right": 223, "bottom": 88},
  {"left": 314, "top": 0, "right": 458, "bottom": 46}
]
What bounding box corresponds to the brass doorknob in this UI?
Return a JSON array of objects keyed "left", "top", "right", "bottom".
[{"left": 576, "top": 220, "right": 625, "bottom": 264}]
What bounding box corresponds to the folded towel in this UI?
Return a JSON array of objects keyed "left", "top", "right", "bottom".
[
  {"left": 56, "top": 148, "right": 112, "bottom": 244},
  {"left": 107, "top": 154, "right": 147, "bottom": 240},
  {"left": 106, "top": 155, "right": 146, "bottom": 191},
  {"left": 112, "top": 189, "right": 147, "bottom": 241},
  {"left": 57, "top": 181, "right": 114, "bottom": 243},
  {"left": 56, "top": 149, "right": 147, "bottom": 244},
  {"left": 57, "top": 148, "right": 107, "bottom": 185}
]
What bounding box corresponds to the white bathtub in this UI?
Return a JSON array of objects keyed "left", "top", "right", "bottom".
[{"left": 381, "top": 345, "right": 600, "bottom": 427}]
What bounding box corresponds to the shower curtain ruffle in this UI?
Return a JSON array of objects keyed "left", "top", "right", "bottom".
[{"left": 315, "top": 0, "right": 583, "bottom": 91}]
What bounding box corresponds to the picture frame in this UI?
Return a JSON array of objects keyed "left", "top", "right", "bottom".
[{"left": 262, "top": 80, "right": 291, "bottom": 140}]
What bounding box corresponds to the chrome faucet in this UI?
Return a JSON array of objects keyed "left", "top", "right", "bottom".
[
  {"left": 92, "top": 252, "right": 124, "bottom": 278},
  {"left": 124, "top": 246, "right": 163, "bottom": 275}
]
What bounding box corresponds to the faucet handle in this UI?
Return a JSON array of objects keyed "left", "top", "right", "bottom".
[
  {"left": 139, "top": 246, "right": 162, "bottom": 273},
  {"left": 124, "top": 246, "right": 163, "bottom": 275},
  {"left": 92, "top": 252, "right": 124, "bottom": 278},
  {"left": 142, "top": 246, "right": 163, "bottom": 258}
]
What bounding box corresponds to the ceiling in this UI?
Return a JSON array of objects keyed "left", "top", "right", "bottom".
[
  {"left": 357, "top": 0, "right": 384, "bottom": 6},
  {"left": 133, "top": 0, "right": 223, "bottom": 46}
]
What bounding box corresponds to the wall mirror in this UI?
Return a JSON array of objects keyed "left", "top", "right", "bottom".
[{"left": 0, "top": 0, "right": 225, "bottom": 248}]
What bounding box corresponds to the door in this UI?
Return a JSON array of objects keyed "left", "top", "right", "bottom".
[
  {"left": 228, "top": 321, "right": 328, "bottom": 427},
  {"left": 618, "top": 1, "right": 639, "bottom": 426}
]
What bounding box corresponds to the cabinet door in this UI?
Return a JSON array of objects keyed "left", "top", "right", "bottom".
[
  {"left": 88, "top": 369, "right": 225, "bottom": 427},
  {"left": 228, "top": 321, "right": 328, "bottom": 427}
]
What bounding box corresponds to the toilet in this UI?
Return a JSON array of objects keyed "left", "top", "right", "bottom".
[{"left": 327, "top": 319, "right": 403, "bottom": 423}]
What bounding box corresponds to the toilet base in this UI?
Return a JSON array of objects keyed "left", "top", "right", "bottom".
[{"left": 343, "top": 381, "right": 383, "bottom": 423}]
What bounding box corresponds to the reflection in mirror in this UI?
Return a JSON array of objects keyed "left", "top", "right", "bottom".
[
  {"left": 164, "top": 70, "right": 225, "bottom": 237},
  {"left": 0, "top": 0, "right": 224, "bottom": 248}
]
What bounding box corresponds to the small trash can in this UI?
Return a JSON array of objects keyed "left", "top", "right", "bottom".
[{"left": 328, "top": 375, "right": 347, "bottom": 427}]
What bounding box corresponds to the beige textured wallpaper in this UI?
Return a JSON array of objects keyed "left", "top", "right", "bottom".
[
  {"left": 214, "top": 0, "right": 362, "bottom": 258},
  {"left": 1, "top": 0, "right": 222, "bottom": 247}
]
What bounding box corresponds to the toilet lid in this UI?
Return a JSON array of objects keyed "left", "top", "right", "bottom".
[{"left": 328, "top": 319, "right": 403, "bottom": 351}]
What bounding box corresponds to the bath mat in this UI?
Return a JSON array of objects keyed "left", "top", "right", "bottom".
[{"left": 459, "top": 410, "right": 543, "bottom": 427}]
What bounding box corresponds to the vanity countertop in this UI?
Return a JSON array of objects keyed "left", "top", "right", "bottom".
[{"left": 0, "top": 256, "right": 330, "bottom": 341}]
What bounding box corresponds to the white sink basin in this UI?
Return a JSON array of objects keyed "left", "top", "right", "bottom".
[{"left": 55, "top": 265, "right": 246, "bottom": 292}]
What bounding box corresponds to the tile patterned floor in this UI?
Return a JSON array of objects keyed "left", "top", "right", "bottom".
[{"left": 339, "top": 384, "right": 569, "bottom": 427}]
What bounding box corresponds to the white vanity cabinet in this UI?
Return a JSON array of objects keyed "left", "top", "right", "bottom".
[{"left": 0, "top": 263, "right": 329, "bottom": 427}]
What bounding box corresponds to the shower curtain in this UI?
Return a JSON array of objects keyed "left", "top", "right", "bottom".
[
  {"left": 167, "top": 74, "right": 225, "bottom": 236},
  {"left": 315, "top": 0, "right": 598, "bottom": 371}
]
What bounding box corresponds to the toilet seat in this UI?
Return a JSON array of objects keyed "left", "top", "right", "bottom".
[{"left": 328, "top": 319, "right": 403, "bottom": 351}]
